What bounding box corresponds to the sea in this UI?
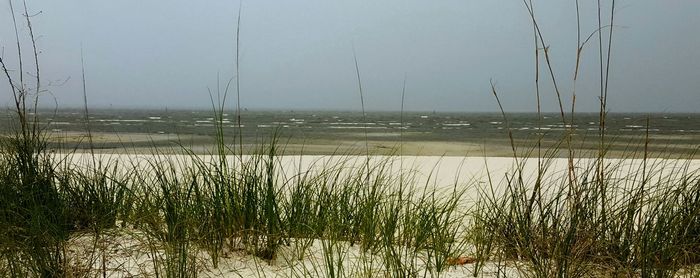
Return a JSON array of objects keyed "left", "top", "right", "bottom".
[{"left": 1, "top": 109, "right": 699, "bottom": 154}]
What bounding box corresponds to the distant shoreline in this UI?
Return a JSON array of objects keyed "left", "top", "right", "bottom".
[{"left": 38, "top": 131, "right": 699, "bottom": 158}]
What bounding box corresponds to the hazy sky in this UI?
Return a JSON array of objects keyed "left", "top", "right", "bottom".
[{"left": 1, "top": 0, "right": 698, "bottom": 112}]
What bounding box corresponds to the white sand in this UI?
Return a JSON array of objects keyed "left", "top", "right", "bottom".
[
  {"left": 58, "top": 153, "right": 700, "bottom": 277},
  {"left": 59, "top": 153, "right": 700, "bottom": 202}
]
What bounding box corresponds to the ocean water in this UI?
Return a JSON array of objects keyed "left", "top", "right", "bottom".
[{"left": 2, "top": 109, "right": 699, "bottom": 150}]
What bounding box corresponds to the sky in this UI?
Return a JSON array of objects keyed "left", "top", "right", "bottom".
[{"left": 0, "top": 0, "right": 698, "bottom": 112}]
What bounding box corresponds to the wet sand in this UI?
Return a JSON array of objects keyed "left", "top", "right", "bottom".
[{"left": 44, "top": 130, "right": 699, "bottom": 159}]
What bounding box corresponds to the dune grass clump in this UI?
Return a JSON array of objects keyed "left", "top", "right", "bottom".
[
  {"left": 470, "top": 0, "right": 700, "bottom": 277},
  {"left": 0, "top": 2, "right": 73, "bottom": 275},
  {"left": 472, "top": 154, "right": 700, "bottom": 277},
  {"left": 36, "top": 128, "right": 467, "bottom": 277},
  {"left": 0, "top": 136, "right": 72, "bottom": 277},
  {"left": 58, "top": 161, "right": 130, "bottom": 233}
]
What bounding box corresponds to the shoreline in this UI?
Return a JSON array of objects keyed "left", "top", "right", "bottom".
[{"left": 40, "top": 131, "right": 700, "bottom": 158}]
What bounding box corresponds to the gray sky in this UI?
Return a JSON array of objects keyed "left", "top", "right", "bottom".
[{"left": 1, "top": 0, "right": 698, "bottom": 112}]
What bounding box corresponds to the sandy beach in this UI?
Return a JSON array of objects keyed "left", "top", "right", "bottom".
[
  {"left": 55, "top": 152, "right": 700, "bottom": 277},
  {"left": 61, "top": 153, "right": 700, "bottom": 187}
]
